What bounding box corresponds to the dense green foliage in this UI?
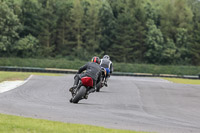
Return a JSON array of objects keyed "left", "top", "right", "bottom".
[
  {"left": 1, "top": 57, "right": 200, "bottom": 75},
  {"left": 0, "top": 0, "right": 200, "bottom": 65}
]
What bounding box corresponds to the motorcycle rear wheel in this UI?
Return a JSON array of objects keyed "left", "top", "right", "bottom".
[
  {"left": 96, "top": 81, "right": 103, "bottom": 92},
  {"left": 71, "top": 86, "right": 87, "bottom": 103}
]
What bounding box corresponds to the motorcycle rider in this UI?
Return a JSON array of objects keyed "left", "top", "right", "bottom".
[
  {"left": 100, "top": 55, "right": 113, "bottom": 87},
  {"left": 69, "top": 56, "right": 102, "bottom": 99}
]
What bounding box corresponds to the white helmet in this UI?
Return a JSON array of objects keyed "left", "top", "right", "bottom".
[{"left": 103, "top": 55, "right": 110, "bottom": 60}]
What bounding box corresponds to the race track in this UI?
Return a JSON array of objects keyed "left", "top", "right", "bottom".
[{"left": 0, "top": 75, "right": 200, "bottom": 133}]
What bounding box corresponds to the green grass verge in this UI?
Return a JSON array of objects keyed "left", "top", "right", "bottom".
[
  {"left": 1, "top": 57, "right": 200, "bottom": 75},
  {"left": 0, "top": 71, "right": 30, "bottom": 82},
  {"left": 0, "top": 113, "right": 146, "bottom": 133},
  {"left": 163, "top": 78, "right": 200, "bottom": 85},
  {"left": 0, "top": 71, "right": 62, "bottom": 83}
]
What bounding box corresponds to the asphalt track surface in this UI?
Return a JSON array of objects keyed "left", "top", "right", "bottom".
[{"left": 0, "top": 75, "right": 200, "bottom": 133}]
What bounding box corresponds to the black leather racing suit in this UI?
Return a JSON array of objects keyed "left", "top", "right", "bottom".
[{"left": 74, "top": 62, "right": 102, "bottom": 88}]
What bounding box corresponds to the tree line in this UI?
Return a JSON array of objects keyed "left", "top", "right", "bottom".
[{"left": 0, "top": 0, "right": 200, "bottom": 65}]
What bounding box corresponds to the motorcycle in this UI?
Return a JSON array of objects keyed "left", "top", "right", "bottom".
[
  {"left": 70, "top": 76, "right": 94, "bottom": 103},
  {"left": 96, "top": 67, "right": 108, "bottom": 92}
]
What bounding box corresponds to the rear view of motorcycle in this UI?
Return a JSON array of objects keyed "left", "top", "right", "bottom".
[{"left": 70, "top": 77, "right": 94, "bottom": 103}]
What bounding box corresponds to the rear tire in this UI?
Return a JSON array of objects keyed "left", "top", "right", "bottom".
[
  {"left": 96, "top": 82, "right": 101, "bottom": 92},
  {"left": 71, "top": 86, "right": 87, "bottom": 103}
]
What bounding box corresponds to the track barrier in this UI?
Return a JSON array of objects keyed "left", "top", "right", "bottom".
[{"left": 0, "top": 66, "right": 199, "bottom": 79}]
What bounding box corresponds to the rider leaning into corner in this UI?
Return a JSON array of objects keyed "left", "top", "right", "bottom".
[
  {"left": 69, "top": 56, "right": 102, "bottom": 99},
  {"left": 100, "top": 55, "right": 113, "bottom": 87}
]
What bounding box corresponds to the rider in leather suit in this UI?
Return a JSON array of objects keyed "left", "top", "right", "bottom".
[
  {"left": 100, "top": 55, "right": 113, "bottom": 87},
  {"left": 69, "top": 56, "right": 102, "bottom": 98}
]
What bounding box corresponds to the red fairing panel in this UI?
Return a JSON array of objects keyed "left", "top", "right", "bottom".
[{"left": 81, "top": 77, "right": 93, "bottom": 87}]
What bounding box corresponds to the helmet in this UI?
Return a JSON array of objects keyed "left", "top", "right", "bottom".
[
  {"left": 91, "top": 56, "right": 100, "bottom": 64},
  {"left": 103, "top": 55, "right": 110, "bottom": 60}
]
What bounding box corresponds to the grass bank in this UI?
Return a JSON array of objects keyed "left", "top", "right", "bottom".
[
  {"left": 0, "top": 71, "right": 30, "bottom": 82},
  {"left": 0, "top": 71, "right": 61, "bottom": 82},
  {"left": 0, "top": 113, "right": 146, "bottom": 133},
  {"left": 0, "top": 57, "right": 200, "bottom": 75},
  {"left": 163, "top": 78, "right": 200, "bottom": 85}
]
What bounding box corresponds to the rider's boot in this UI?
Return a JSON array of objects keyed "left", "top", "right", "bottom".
[
  {"left": 69, "top": 85, "right": 77, "bottom": 93},
  {"left": 104, "top": 78, "right": 108, "bottom": 87},
  {"left": 104, "top": 82, "right": 108, "bottom": 87},
  {"left": 69, "top": 76, "right": 79, "bottom": 93}
]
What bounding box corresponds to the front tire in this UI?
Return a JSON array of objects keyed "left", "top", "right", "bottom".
[{"left": 71, "top": 86, "right": 87, "bottom": 103}]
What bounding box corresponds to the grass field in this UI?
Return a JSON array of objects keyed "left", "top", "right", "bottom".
[
  {"left": 0, "top": 114, "right": 146, "bottom": 133},
  {"left": 163, "top": 78, "right": 200, "bottom": 85},
  {"left": 0, "top": 57, "right": 200, "bottom": 75}
]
